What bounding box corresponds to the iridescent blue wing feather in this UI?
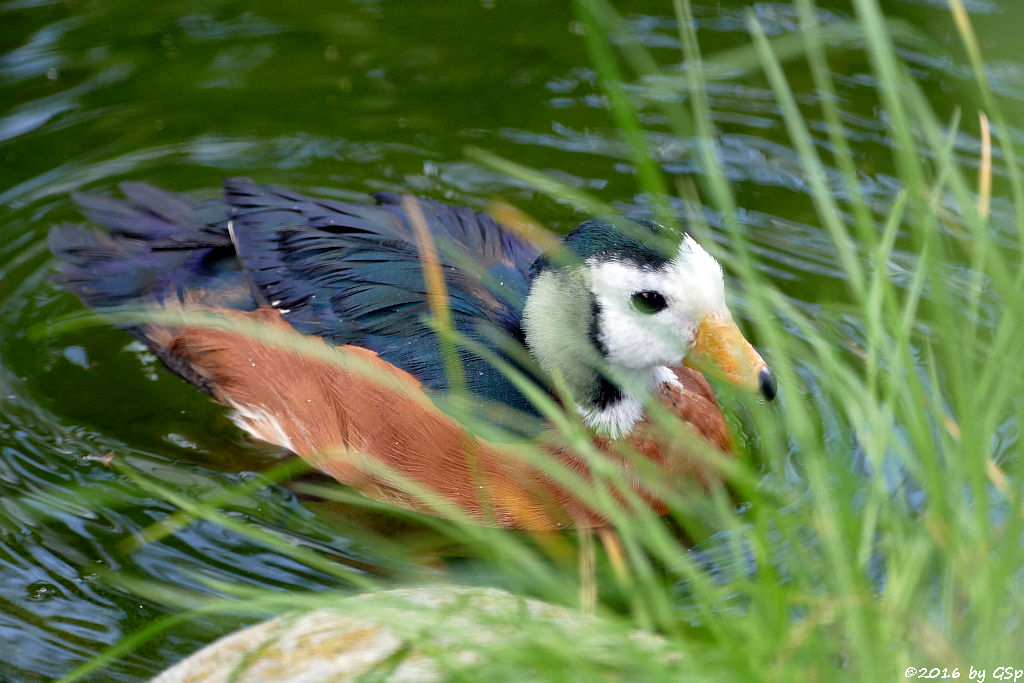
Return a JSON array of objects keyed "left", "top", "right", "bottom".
[
  {"left": 50, "top": 180, "right": 542, "bottom": 415},
  {"left": 49, "top": 182, "right": 249, "bottom": 311},
  {"left": 223, "top": 179, "right": 540, "bottom": 414}
]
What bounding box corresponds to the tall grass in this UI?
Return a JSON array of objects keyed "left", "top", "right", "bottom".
[{"left": 54, "top": 0, "right": 1024, "bottom": 680}]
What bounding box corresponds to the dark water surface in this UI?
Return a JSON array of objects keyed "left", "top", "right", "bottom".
[{"left": 2, "top": 1, "right": 1022, "bottom": 680}]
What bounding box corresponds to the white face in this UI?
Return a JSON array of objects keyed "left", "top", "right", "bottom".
[{"left": 586, "top": 235, "right": 726, "bottom": 370}]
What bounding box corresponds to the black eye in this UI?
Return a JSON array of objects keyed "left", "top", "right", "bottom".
[{"left": 631, "top": 290, "right": 667, "bottom": 314}]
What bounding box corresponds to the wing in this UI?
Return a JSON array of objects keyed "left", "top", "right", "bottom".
[
  {"left": 223, "top": 178, "right": 542, "bottom": 415},
  {"left": 49, "top": 182, "right": 244, "bottom": 310}
]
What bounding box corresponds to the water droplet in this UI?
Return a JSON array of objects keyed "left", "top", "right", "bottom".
[
  {"left": 62, "top": 345, "right": 90, "bottom": 369},
  {"left": 26, "top": 582, "right": 58, "bottom": 602},
  {"left": 164, "top": 433, "right": 200, "bottom": 450}
]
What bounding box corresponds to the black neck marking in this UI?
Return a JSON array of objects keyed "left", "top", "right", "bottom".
[
  {"left": 587, "top": 293, "right": 624, "bottom": 410},
  {"left": 592, "top": 374, "right": 624, "bottom": 410},
  {"left": 588, "top": 294, "right": 607, "bottom": 356}
]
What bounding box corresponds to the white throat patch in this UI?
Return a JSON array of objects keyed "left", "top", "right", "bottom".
[{"left": 577, "top": 366, "right": 680, "bottom": 438}]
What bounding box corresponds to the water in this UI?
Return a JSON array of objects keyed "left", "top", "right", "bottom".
[{"left": 1, "top": 1, "right": 1021, "bottom": 680}]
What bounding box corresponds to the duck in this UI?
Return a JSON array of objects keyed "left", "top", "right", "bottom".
[{"left": 49, "top": 178, "right": 775, "bottom": 530}]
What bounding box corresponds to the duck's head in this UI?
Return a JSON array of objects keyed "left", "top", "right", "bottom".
[{"left": 522, "top": 216, "right": 774, "bottom": 438}]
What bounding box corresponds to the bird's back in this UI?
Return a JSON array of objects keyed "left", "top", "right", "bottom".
[{"left": 50, "top": 179, "right": 543, "bottom": 417}]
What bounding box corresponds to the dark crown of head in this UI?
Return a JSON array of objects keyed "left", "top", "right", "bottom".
[{"left": 530, "top": 216, "right": 678, "bottom": 278}]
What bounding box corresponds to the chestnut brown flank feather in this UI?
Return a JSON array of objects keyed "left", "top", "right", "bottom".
[{"left": 146, "top": 307, "right": 734, "bottom": 530}]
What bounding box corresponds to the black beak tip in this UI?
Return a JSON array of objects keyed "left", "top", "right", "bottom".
[{"left": 758, "top": 366, "right": 777, "bottom": 402}]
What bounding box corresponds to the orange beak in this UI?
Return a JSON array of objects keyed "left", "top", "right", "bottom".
[{"left": 684, "top": 313, "right": 777, "bottom": 401}]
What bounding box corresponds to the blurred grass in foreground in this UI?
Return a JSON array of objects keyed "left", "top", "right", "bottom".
[{"left": 54, "top": 0, "right": 1024, "bottom": 680}]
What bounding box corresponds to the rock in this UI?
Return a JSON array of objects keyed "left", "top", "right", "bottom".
[{"left": 152, "top": 585, "right": 677, "bottom": 682}]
